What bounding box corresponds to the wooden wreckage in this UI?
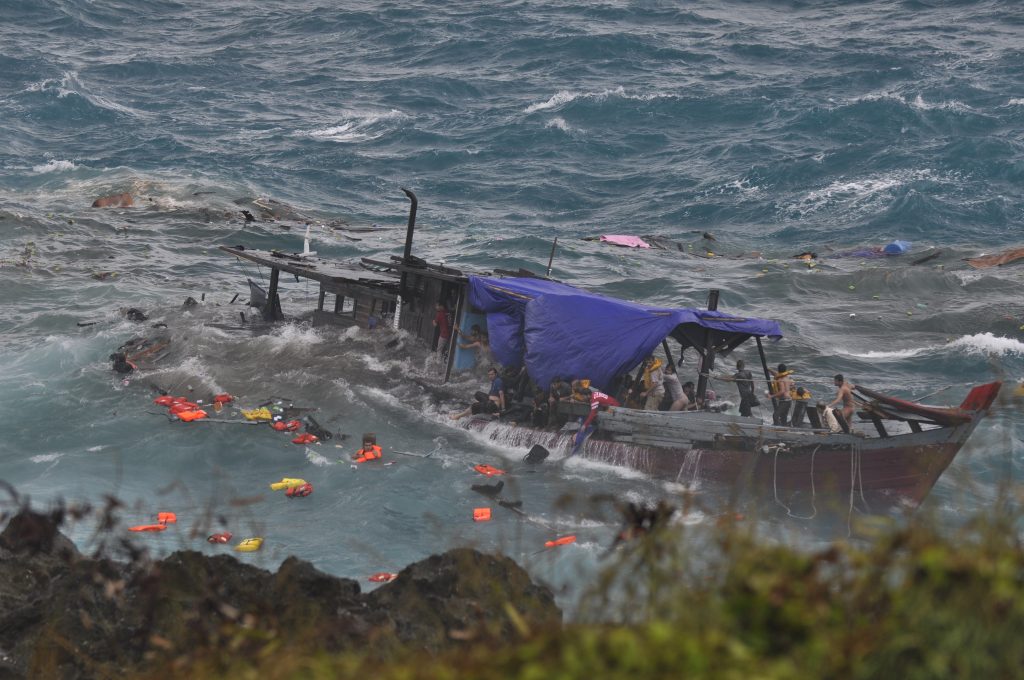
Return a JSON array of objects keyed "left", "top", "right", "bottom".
[{"left": 221, "top": 190, "right": 1001, "bottom": 512}]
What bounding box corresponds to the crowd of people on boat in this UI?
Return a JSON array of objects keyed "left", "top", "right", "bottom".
[{"left": 448, "top": 346, "right": 858, "bottom": 434}]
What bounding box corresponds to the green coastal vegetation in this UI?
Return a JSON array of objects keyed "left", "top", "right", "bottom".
[{"left": 147, "top": 506, "right": 1024, "bottom": 680}]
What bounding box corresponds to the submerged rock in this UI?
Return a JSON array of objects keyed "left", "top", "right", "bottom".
[{"left": 0, "top": 509, "right": 559, "bottom": 679}]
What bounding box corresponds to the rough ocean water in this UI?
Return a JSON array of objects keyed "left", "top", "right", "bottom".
[{"left": 1, "top": 0, "right": 1022, "bottom": 611}]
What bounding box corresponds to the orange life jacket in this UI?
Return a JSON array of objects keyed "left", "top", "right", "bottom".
[
  {"left": 354, "top": 445, "right": 382, "bottom": 463},
  {"left": 473, "top": 464, "right": 505, "bottom": 477}
]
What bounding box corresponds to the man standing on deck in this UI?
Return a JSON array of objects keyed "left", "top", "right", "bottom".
[
  {"left": 828, "top": 374, "right": 857, "bottom": 424},
  {"left": 432, "top": 302, "right": 452, "bottom": 362},
  {"left": 733, "top": 359, "right": 758, "bottom": 417},
  {"left": 767, "top": 364, "right": 794, "bottom": 425}
]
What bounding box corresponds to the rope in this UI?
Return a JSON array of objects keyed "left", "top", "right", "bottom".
[
  {"left": 847, "top": 441, "right": 867, "bottom": 536},
  {"left": 772, "top": 444, "right": 819, "bottom": 520}
]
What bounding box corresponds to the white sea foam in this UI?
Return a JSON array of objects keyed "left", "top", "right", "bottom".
[
  {"left": 86, "top": 445, "right": 107, "bottom": 452},
  {"left": 1008, "top": 98, "right": 1024, "bottom": 106},
  {"left": 948, "top": 333, "right": 1024, "bottom": 356},
  {"left": 790, "top": 168, "right": 935, "bottom": 216},
  {"left": 841, "top": 333, "right": 1024, "bottom": 360},
  {"left": 31, "top": 453, "right": 63, "bottom": 463},
  {"left": 524, "top": 86, "right": 664, "bottom": 114},
  {"left": 563, "top": 455, "right": 649, "bottom": 480},
  {"left": 305, "top": 109, "right": 407, "bottom": 143},
  {"left": 32, "top": 159, "right": 76, "bottom": 173},
  {"left": 849, "top": 91, "right": 973, "bottom": 114},
  {"left": 255, "top": 324, "right": 324, "bottom": 353},
  {"left": 545, "top": 117, "right": 574, "bottom": 132},
  {"left": 305, "top": 448, "right": 333, "bottom": 466},
  {"left": 907, "top": 94, "right": 974, "bottom": 113}
]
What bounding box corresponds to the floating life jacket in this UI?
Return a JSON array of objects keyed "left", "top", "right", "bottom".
[
  {"left": 153, "top": 395, "right": 176, "bottom": 406},
  {"left": 176, "top": 409, "right": 208, "bottom": 422},
  {"left": 128, "top": 524, "right": 166, "bottom": 532},
  {"left": 242, "top": 407, "right": 273, "bottom": 421},
  {"left": 368, "top": 572, "right": 398, "bottom": 583},
  {"left": 285, "top": 482, "right": 313, "bottom": 498},
  {"left": 292, "top": 433, "right": 319, "bottom": 445},
  {"left": 473, "top": 507, "right": 492, "bottom": 522},
  {"left": 354, "top": 445, "right": 382, "bottom": 463},
  {"left": 157, "top": 512, "right": 177, "bottom": 525},
  {"left": 207, "top": 532, "right": 233, "bottom": 544},
  {"left": 544, "top": 535, "right": 577, "bottom": 548},
  {"left": 234, "top": 537, "right": 263, "bottom": 553},
  {"left": 169, "top": 402, "right": 199, "bottom": 414},
  {"left": 473, "top": 464, "right": 505, "bottom": 477},
  {"left": 270, "top": 478, "right": 307, "bottom": 491},
  {"left": 213, "top": 393, "right": 234, "bottom": 404},
  {"left": 271, "top": 419, "right": 301, "bottom": 432}
]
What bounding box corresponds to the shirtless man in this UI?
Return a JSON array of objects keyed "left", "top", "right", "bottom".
[
  {"left": 767, "top": 363, "right": 794, "bottom": 425},
  {"left": 828, "top": 374, "right": 857, "bottom": 423}
]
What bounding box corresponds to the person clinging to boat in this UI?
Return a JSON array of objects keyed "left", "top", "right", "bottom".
[
  {"left": 454, "top": 323, "right": 489, "bottom": 365},
  {"left": 572, "top": 380, "right": 620, "bottom": 430},
  {"left": 450, "top": 366, "right": 505, "bottom": 420}
]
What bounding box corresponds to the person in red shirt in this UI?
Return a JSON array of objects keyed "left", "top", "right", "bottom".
[
  {"left": 432, "top": 302, "right": 452, "bottom": 359},
  {"left": 575, "top": 381, "right": 620, "bottom": 429}
]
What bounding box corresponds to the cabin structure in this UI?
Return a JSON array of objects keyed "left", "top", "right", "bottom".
[{"left": 220, "top": 189, "right": 508, "bottom": 382}]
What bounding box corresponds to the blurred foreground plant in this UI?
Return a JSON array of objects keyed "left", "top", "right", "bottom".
[{"left": 152, "top": 503, "right": 1024, "bottom": 680}]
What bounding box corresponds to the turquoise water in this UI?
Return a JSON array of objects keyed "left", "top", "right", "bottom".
[{"left": 1, "top": 0, "right": 1022, "bottom": 611}]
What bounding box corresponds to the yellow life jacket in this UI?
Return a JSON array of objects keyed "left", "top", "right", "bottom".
[{"left": 642, "top": 358, "right": 664, "bottom": 390}]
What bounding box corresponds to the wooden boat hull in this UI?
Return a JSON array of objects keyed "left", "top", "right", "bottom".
[{"left": 461, "top": 407, "right": 987, "bottom": 513}]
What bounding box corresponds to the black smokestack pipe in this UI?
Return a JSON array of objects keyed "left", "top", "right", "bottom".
[{"left": 401, "top": 188, "right": 417, "bottom": 262}]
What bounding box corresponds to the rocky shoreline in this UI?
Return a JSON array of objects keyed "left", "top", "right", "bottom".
[{"left": 0, "top": 509, "right": 560, "bottom": 679}]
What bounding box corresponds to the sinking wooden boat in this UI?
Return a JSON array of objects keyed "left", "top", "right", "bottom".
[
  {"left": 458, "top": 380, "right": 1000, "bottom": 512},
  {"left": 221, "top": 190, "right": 1001, "bottom": 511}
]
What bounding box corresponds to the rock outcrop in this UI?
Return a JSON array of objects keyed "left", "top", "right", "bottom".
[{"left": 0, "top": 510, "right": 560, "bottom": 679}]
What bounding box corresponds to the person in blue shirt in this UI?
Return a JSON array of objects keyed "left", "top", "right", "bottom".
[{"left": 451, "top": 366, "right": 505, "bottom": 420}]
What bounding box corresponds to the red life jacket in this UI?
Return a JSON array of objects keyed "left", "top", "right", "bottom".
[{"left": 354, "top": 445, "right": 382, "bottom": 463}]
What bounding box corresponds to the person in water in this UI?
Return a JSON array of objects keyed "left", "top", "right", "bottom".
[
  {"left": 353, "top": 433, "right": 382, "bottom": 463},
  {"left": 828, "top": 374, "right": 857, "bottom": 424},
  {"left": 451, "top": 366, "right": 505, "bottom": 420}
]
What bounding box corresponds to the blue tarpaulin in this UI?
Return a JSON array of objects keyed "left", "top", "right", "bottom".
[{"left": 468, "top": 276, "right": 783, "bottom": 391}]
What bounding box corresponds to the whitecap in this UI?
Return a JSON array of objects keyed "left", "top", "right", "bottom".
[
  {"left": 907, "top": 94, "right": 974, "bottom": 113},
  {"left": 545, "top": 117, "right": 574, "bottom": 132},
  {"left": 32, "top": 159, "right": 76, "bottom": 173},
  {"left": 31, "top": 453, "right": 62, "bottom": 463},
  {"left": 947, "top": 332, "right": 1024, "bottom": 357},
  {"left": 789, "top": 169, "right": 936, "bottom": 216},
  {"left": 524, "top": 86, "right": 664, "bottom": 114},
  {"left": 839, "top": 333, "right": 1024, "bottom": 360},
  {"left": 525, "top": 90, "right": 580, "bottom": 113},
  {"left": 304, "top": 109, "right": 407, "bottom": 143}
]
